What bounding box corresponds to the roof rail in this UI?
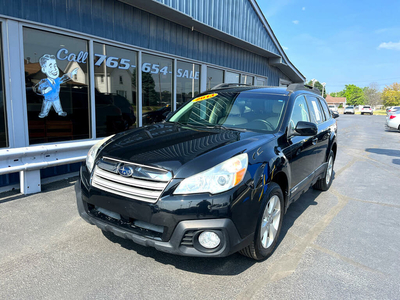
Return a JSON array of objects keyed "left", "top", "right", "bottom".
[
  {"left": 287, "top": 83, "right": 321, "bottom": 95},
  {"left": 210, "top": 83, "right": 252, "bottom": 90}
]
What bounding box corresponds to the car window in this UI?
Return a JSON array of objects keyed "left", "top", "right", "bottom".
[
  {"left": 169, "top": 91, "right": 288, "bottom": 132},
  {"left": 319, "top": 98, "right": 331, "bottom": 120},
  {"left": 306, "top": 96, "right": 325, "bottom": 124},
  {"left": 289, "top": 95, "right": 310, "bottom": 133}
]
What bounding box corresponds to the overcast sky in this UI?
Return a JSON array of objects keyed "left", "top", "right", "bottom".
[{"left": 257, "top": 0, "right": 400, "bottom": 93}]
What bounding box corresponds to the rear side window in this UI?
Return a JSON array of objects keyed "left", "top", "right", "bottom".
[
  {"left": 289, "top": 95, "right": 310, "bottom": 132},
  {"left": 306, "top": 96, "right": 325, "bottom": 124},
  {"left": 319, "top": 98, "right": 331, "bottom": 120}
]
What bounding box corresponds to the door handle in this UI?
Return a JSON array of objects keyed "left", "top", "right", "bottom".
[{"left": 312, "top": 138, "right": 318, "bottom": 145}]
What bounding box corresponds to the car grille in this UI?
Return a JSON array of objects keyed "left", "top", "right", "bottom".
[{"left": 91, "top": 157, "right": 172, "bottom": 203}]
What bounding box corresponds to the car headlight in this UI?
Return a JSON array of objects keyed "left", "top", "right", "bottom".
[
  {"left": 86, "top": 135, "right": 115, "bottom": 173},
  {"left": 174, "top": 153, "right": 248, "bottom": 195}
]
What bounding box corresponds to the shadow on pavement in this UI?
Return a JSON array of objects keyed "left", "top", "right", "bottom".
[
  {"left": 101, "top": 177, "right": 329, "bottom": 275},
  {"left": 0, "top": 177, "right": 78, "bottom": 204},
  {"left": 365, "top": 148, "right": 400, "bottom": 165}
]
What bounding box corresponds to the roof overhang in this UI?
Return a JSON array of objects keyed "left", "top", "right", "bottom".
[
  {"left": 118, "top": 0, "right": 305, "bottom": 82},
  {"left": 119, "top": 0, "right": 280, "bottom": 58},
  {"left": 269, "top": 58, "right": 305, "bottom": 83}
]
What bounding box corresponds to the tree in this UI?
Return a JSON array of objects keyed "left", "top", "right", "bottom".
[
  {"left": 307, "top": 80, "right": 327, "bottom": 98},
  {"left": 382, "top": 83, "right": 400, "bottom": 107},
  {"left": 343, "top": 84, "right": 365, "bottom": 106},
  {"left": 363, "top": 82, "right": 382, "bottom": 107},
  {"left": 330, "top": 91, "right": 345, "bottom": 97}
]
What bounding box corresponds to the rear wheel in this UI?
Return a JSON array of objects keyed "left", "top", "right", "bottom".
[
  {"left": 239, "top": 182, "right": 284, "bottom": 260},
  {"left": 314, "top": 150, "right": 334, "bottom": 191}
]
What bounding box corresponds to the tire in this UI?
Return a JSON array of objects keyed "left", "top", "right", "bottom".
[
  {"left": 361, "top": 113, "right": 364, "bottom": 115},
  {"left": 314, "top": 150, "right": 334, "bottom": 191},
  {"left": 239, "top": 182, "right": 284, "bottom": 260}
]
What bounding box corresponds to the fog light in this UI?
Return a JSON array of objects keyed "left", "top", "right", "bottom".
[{"left": 198, "top": 231, "right": 221, "bottom": 249}]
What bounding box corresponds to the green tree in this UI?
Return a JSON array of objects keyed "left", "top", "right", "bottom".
[
  {"left": 307, "top": 80, "right": 327, "bottom": 98},
  {"left": 382, "top": 83, "right": 400, "bottom": 106},
  {"left": 343, "top": 84, "right": 365, "bottom": 106},
  {"left": 330, "top": 91, "right": 345, "bottom": 97}
]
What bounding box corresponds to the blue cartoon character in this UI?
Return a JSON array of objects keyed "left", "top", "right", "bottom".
[{"left": 34, "top": 54, "right": 78, "bottom": 118}]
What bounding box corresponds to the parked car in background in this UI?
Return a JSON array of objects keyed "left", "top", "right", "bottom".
[
  {"left": 76, "top": 84, "right": 338, "bottom": 260},
  {"left": 328, "top": 104, "right": 338, "bottom": 112},
  {"left": 387, "top": 106, "right": 400, "bottom": 115},
  {"left": 344, "top": 105, "right": 355, "bottom": 114},
  {"left": 361, "top": 105, "right": 373, "bottom": 115},
  {"left": 386, "top": 111, "right": 400, "bottom": 131}
]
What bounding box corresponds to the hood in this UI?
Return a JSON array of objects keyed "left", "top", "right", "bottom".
[{"left": 100, "top": 123, "right": 274, "bottom": 177}]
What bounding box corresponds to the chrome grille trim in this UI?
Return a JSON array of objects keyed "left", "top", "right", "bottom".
[
  {"left": 95, "top": 168, "right": 166, "bottom": 190},
  {"left": 92, "top": 157, "right": 172, "bottom": 202}
]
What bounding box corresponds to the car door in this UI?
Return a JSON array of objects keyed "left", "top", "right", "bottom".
[
  {"left": 282, "top": 95, "right": 318, "bottom": 192},
  {"left": 305, "top": 95, "right": 330, "bottom": 171}
]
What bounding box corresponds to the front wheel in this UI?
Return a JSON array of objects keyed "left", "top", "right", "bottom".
[
  {"left": 239, "top": 182, "right": 284, "bottom": 260},
  {"left": 314, "top": 150, "right": 334, "bottom": 191}
]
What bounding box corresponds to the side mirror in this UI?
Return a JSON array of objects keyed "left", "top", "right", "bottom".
[
  {"left": 332, "top": 111, "right": 339, "bottom": 118},
  {"left": 295, "top": 121, "right": 318, "bottom": 136}
]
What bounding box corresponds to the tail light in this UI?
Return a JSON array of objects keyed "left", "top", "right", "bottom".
[{"left": 390, "top": 115, "right": 397, "bottom": 119}]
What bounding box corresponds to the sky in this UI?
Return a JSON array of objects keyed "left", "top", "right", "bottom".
[{"left": 257, "top": 0, "right": 400, "bottom": 93}]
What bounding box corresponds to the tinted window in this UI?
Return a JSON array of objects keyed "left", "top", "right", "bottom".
[
  {"left": 169, "top": 91, "right": 287, "bottom": 132},
  {"left": 306, "top": 96, "right": 325, "bottom": 124},
  {"left": 289, "top": 96, "right": 310, "bottom": 133},
  {"left": 207, "top": 67, "right": 223, "bottom": 90},
  {"left": 23, "top": 28, "right": 90, "bottom": 144},
  {"left": 93, "top": 43, "right": 137, "bottom": 137},
  {"left": 319, "top": 98, "right": 332, "bottom": 120},
  {"left": 176, "top": 61, "right": 200, "bottom": 108},
  {"left": 141, "top": 54, "right": 173, "bottom": 125}
]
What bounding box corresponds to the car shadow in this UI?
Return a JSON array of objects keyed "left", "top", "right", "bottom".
[
  {"left": 101, "top": 229, "right": 256, "bottom": 275},
  {"left": 101, "top": 175, "right": 333, "bottom": 275},
  {"left": 365, "top": 148, "right": 400, "bottom": 165}
]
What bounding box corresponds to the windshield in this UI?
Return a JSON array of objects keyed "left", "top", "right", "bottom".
[
  {"left": 169, "top": 91, "right": 288, "bottom": 132},
  {"left": 346, "top": 106, "right": 354, "bottom": 108}
]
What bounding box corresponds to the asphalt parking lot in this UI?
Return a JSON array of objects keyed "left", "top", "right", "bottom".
[{"left": 1, "top": 114, "right": 399, "bottom": 300}]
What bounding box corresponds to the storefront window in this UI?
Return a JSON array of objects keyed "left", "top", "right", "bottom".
[
  {"left": 23, "top": 28, "right": 90, "bottom": 144},
  {"left": 255, "top": 77, "right": 268, "bottom": 86},
  {"left": 176, "top": 61, "right": 200, "bottom": 108},
  {"left": 225, "top": 71, "right": 239, "bottom": 83},
  {"left": 141, "top": 54, "right": 173, "bottom": 125},
  {"left": 93, "top": 43, "right": 137, "bottom": 137},
  {"left": 0, "top": 24, "right": 8, "bottom": 148},
  {"left": 240, "top": 75, "right": 254, "bottom": 85},
  {"left": 207, "top": 67, "right": 223, "bottom": 90}
]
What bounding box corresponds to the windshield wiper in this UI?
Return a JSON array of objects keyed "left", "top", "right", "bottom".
[{"left": 206, "top": 124, "right": 248, "bottom": 132}]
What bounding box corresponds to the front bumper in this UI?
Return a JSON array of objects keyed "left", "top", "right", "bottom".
[{"left": 75, "top": 180, "right": 251, "bottom": 257}]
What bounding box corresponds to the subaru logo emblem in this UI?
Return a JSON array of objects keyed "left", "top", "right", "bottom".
[{"left": 117, "top": 165, "right": 134, "bottom": 177}]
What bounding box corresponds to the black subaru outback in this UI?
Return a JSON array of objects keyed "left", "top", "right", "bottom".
[{"left": 75, "top": 84, "right": 337, "bottom": 260}]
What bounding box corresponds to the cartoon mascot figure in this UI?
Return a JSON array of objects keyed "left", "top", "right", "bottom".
[{"left": 34, "top": 54, "right": 78, "bottom": 118}]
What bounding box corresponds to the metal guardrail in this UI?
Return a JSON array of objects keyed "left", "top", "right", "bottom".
[{"left": 0, "top": 140, "right": 98, "bottom": 194}]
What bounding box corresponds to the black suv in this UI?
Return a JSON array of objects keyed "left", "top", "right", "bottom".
[{"left": 75, "top": 84, "right": 338, "bottom": 260}]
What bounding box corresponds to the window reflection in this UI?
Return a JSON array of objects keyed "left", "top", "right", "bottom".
[
  {"left": 255, "top": 77, "right": 268, "bottom": 86},
  {"left": 141, "top": 54, "right": 173, "bottom": 125},
  {"left": 176, "top": 61, "right": 200, "bottom": 108},
  {"left": 207, "top": 67, "right": 224, "bottom": 90},
  {"left": 23, "top": 28, "right": 90, "bottom": 144},
  {"left": 240, "top": 75, "right": 254, "bottom": 85},
  {"left": 225, "top": 71, "right": 239, "bottom": 83},
  {"left": 0, "top": 24, "right": 7, "bottom": 148},
  {"left": 93, "top": 43, "right": 137, "bottom": 137}
]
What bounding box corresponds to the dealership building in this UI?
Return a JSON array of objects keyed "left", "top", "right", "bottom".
[{"left": 0, "top": 0, "right": 305, "bottom": 194}]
